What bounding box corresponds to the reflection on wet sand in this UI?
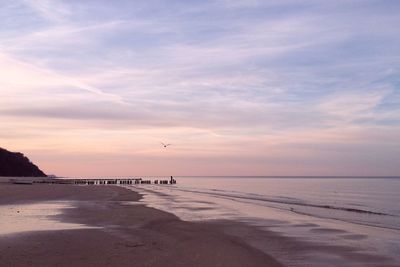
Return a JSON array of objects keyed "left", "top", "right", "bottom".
[
  {"left": 130, "top": 183, "right": 400, "bottom": 267},
  {"left": 0, "top": 202, "right": 97, "bottom": 235}
]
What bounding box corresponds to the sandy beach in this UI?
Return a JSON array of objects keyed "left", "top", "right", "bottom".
[{"left": 0, "top": 184, "right": 282, "bottom": 267}]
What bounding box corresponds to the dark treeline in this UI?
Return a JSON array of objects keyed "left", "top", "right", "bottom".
[{"left": 0, "top": 147, "right": 46, "bottom": 177}]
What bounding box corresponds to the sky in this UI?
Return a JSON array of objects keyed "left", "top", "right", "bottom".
[{"left": 0, "top": 0, "right": 399, "bottom": 177}]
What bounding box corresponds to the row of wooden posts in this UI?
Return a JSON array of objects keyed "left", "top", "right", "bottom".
[{"left": 71, "top": 177, "right": 177, "bottom": 185}]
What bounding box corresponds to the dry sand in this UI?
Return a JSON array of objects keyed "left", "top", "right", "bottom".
[{"left": 0, "top": 184, "right": 282, "bottom": 267}]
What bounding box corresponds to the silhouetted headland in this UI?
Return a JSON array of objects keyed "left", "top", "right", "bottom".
[{"left": 0, "top": 147, "right": 46, "bottom": 177}]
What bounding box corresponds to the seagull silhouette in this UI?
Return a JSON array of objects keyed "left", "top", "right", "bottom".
[{"left": 161, "top": 142, "right": 171, "bottom": 148}]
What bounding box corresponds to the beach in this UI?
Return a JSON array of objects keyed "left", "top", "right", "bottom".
[
  {"left": 133, "top": 177, "right": 400, "bottom": 267},
  {"left": 0, "top": 183, "right": 282, "bottom": 267},
  {"left": 2, "top": 0, "right": 399, "bottom": 266}
]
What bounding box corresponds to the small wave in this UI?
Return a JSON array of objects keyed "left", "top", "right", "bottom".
[{"left": 174, "top": 187, "right": 394, "bottom": 217}]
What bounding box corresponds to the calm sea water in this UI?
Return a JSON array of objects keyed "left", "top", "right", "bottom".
[{"left": 126, "top": 177, "right": 400, "bottom": 266}]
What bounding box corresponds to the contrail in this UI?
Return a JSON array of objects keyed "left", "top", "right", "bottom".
[{"left": 0, "top": 52, "right": 126, "bottom": 105}]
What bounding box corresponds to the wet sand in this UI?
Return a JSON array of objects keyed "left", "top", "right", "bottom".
[{"left": 0, "top": 184, "right": 282, "bottom": 267}]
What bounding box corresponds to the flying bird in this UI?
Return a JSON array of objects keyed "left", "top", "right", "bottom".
[{"left": 161, "top": 142, "right": 171, "bottom": 148}]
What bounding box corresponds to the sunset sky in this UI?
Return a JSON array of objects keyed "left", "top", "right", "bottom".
[{"left": 1, "top": 0, "right": 399, "bottom": 177}]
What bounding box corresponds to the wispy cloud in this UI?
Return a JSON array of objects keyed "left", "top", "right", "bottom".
[
  {"left": 1, "top": 0, "right": 399, "bottom": 175},
  {"left": 22, "top": 0, "right": 71, "bottom": 22},
  {"left": 0, "top": 52, "right": 124, "bottom": 104}
]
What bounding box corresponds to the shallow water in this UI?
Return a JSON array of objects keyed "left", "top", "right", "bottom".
[
  {"left": 0, "top": 201, "right": 96, "bottom": 235},
  {"left": 126, "top": 177, "right": 400, "bottom": 266}
]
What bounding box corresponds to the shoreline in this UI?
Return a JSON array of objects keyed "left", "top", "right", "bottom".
[
  {"left": 128, "top": 183, "right": 400, "bottom": 267},
  {"left": 0, "top": 184, "right": 282, "bottom": 267}
]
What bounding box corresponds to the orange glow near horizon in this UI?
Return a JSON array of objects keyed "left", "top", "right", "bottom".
[{"left": 1, "top": 1, "right": 399, "bottom": 177}]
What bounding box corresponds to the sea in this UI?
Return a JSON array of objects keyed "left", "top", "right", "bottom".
[{"left": 125, "top": 177, "right": 400, "bottom": 267}]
